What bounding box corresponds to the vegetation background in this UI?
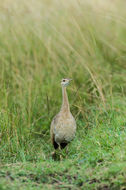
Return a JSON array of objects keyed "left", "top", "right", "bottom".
[{"left": 0, "top": 0, "right": 126, "bottom": 189}]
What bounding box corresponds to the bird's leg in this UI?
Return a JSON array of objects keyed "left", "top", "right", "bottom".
[
  {"left": 59, "top": 145, "right": 63, "bottom": 161},
  {"left": 51, "top": 150, "right": 57, "bottom": 160},
  {"left": 65, "top": 146, "right": 69, "bottom": 159}
]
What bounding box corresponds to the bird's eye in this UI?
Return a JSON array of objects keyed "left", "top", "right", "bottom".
[{"left": 63, "top": 79, "right": 65, "bottom": 82}]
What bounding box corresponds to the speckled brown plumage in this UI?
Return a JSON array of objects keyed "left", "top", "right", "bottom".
[{"left": 50, "top": 79, "right": 76, "bottom": 150}]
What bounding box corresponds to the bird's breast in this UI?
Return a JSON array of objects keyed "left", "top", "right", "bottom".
[{"left": 54, "top": 116, "right": 76, "bottom": 144}]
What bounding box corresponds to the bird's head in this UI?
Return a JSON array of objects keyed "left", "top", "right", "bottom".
[{"left": 61, "top": 78, "right": 72, "bottom": 87}]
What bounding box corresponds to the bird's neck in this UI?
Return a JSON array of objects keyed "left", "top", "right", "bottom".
[{"left": 61, "top": 86, "right": 70, "bottom": 113}]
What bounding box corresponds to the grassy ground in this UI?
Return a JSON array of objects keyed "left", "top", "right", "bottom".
[{"left": 0, "top": 0, "right": 126, "bottom": 189}]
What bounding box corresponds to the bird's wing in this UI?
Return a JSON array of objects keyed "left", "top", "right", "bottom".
[{"left": 50, "top": 113, "right": 60, "bottom": 143}]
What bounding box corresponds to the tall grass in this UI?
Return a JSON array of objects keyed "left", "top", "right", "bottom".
[{"left": 0, "top": 0, "right": 126, "bottom": 162}]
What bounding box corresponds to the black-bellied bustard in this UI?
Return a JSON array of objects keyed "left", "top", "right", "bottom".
[{"left": 50, "top": 78, "right": 76, "bottom": 158}]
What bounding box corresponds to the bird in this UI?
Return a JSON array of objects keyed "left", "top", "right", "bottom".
[{"left": 50, "top": 78, "right": 76, "bottom": 157}]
